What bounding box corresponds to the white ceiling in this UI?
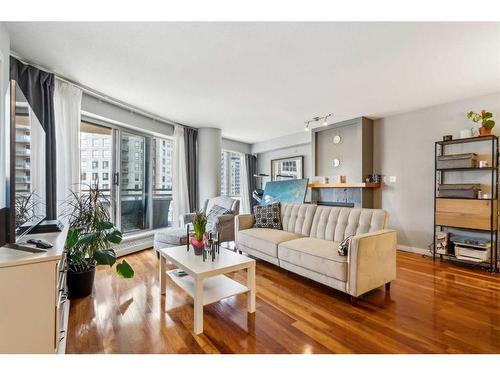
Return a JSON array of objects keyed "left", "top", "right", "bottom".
[{"left": 6, "top": 22, "right": 500, "bottom": 144}]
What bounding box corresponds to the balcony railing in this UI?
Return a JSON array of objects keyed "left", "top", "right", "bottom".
[
  {"left": 78, "top": 188, "right": 173, "bottom": 232},
  {"left": 15, "top": 149, "right": 31, "bottom": 156},
  {"left": 15, "top": 135, "right": 31, "bottom": 143}
]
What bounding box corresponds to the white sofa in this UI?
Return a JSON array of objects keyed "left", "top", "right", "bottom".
[{"left": 235, "top": 203, "right": 397, "bottom": 305}]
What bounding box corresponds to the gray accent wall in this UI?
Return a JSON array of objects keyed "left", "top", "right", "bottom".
[{"left": 374, "top": 92, "right": 500, "bottom": 252}]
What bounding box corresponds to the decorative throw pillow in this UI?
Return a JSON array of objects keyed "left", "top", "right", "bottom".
[
  {"left": 253, "top": 202, "right": 282, "bottom": 229},
  {"left": 206, "top": 204, "right": 231, "bottom": 231},
  {"left": 338, "top": 235, "right": 353, "bottom": 256}
]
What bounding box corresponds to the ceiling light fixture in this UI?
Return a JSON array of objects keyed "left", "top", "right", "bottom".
[
  {"left": 322, "top": 113, "right": 332, "bottom": 126},
  {"left": 304, "top": 113, "right": 333, "bottom": 131}
]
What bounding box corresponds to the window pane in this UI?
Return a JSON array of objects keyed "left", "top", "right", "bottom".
[
  {"left": 80, "top": 121, "right": 113, "bottom": 218},
  {"left": 221, "top": 150, "right": 242, "bottom": 198},
  {"left": 152, "top": 137, "right": 173, "bottom": 229},
  {"left": 120, "top": 132, "right": 148, "bottom": 233}
]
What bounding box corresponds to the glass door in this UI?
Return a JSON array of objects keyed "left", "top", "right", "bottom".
[{"left": 119, "top": 131, "right": 149, "bottom": 233}]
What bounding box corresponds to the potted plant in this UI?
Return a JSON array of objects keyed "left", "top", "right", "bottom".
[
  {"left": 64, "top": 185, "right": 134, "bottom": 299},
  {"left": 467, "top": 110, "right": 495, "bottom": 136},
  {"left": 190, "top": 211, "right": 207, "bottom": 255}
]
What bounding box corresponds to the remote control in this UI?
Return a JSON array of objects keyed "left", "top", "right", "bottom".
[{"left": 27, "top": 239, "right": 53, "bottom": 249}]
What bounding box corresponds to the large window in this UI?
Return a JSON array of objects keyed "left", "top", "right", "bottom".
[
  {"left": 221, "top": 150, "right": 242, "bottom": 197},
  {"left": 79, "top": 120, "right": 174, "bottom": 234}
]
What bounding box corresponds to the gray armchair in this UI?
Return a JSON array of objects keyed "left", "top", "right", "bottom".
[{"left": 182, "top": 196, "right": 240, "bottom": 243}]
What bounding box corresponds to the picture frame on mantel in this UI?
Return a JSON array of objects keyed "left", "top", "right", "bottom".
[{"left": 271, "top": 155, "right": 304, "bottom": 181}]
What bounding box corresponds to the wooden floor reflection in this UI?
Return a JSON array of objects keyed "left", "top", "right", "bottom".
[{"left": 66, "top": 249, "right": 500, "bottom": 353}]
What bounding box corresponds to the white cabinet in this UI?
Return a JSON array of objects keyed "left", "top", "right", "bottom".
[{"left": 0, "top": 230, "right": 69, "bottom": 354}]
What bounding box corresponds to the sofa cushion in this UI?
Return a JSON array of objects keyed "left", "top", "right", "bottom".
[
  {"left": 278, "top": 237, "right": 348, "bottom": 281},
  {"left": 237, "top": 228, "right": 301, "bottom": 257},
  {"left": 154, "top": 227, "right": 188, "bottom": 245},
  {"left": 309, "top": 206, "right": 388, "bottom": 242},
  {"left": 280, "top": 203, "right": 317, "bottom": 236},
  {"left": 254, "top": 202, "right": 282, "bottom": 229}
]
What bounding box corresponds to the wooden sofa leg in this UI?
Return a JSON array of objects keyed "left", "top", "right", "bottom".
[
  {"left": 385, "top": 282, "right": 391, "bottom": 292},
  {"left": 350, "top": 296, "right": 358, "bottom": 306}
]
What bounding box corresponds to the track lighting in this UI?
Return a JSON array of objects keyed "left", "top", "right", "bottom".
[
  {"left": 322, "top": 113, "right": 332, "bottom": 126},
  {"left": 304, "top": 113, "right": 333, "bottom": 131}
]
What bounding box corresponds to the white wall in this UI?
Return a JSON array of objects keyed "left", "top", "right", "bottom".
[
  {"left": 0, "top": 23, "right": 10, "bottom": 208},
  {"left": 82, "top": 94, "right": 174, "bottom": 137},
  {"left": 222, "top": 138, "right": 251, "bottom": 154},
  {"left": 198, "top": 127, "right": 222, "bottom": 208},
  {"left": 253, "top": 130, "right": 312, "bottom": 177},
  {"left": 374, "top": 92, "right": 500, "bottom": 252}
]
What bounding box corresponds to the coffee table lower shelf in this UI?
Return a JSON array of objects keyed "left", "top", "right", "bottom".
[{"left": 167, "top": 269, "right": 250, "bottom": 306}]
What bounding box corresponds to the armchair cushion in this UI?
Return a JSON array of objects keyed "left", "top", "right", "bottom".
[{"left": 206, "top": 205, "right": 231, "bottom": 231}]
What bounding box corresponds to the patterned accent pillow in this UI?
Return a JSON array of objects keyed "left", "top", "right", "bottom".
[
  {"left": 206, "top": 204, "right": 231, "bottom": 231},
  {"left": 253, "top": 202, "right": 282, "bottom": 229},
  {"left": 338, "top": 235, "right": 353, "bottom": 256}
]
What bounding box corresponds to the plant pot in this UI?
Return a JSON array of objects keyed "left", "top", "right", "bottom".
[
  {"left": 67, "top": 267, "right": 96, "bottom": 299},
  {"left": 190, "top": 235, "right": 206, "bottom": 255},
  {"left": 479, "top": 127, "right": 492, "bottom": 136}
]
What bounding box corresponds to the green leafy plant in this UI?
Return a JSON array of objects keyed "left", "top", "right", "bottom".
[
  {"left": 467, "top": 110, "right": 495, "bottom": 129},
  {"left": 64, "top": 184, "right": 134, "bottom": 278},
  {"left": 192, "top": 211, "right": 207, "bottom": 241}
]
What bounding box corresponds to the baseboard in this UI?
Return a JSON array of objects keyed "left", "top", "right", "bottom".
[{"left": 398, "top": 244, "right": 432, "bottom": 256}]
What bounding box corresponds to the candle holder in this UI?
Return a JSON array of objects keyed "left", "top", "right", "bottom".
[{"left": 202, "top": 231, "right": 220, "bottom": 262}]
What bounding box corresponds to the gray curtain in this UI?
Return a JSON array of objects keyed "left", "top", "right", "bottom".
[
  {"left": 10, "top": 57, "right": 57, "bottom": 220},
  {"left": 245, "top": 154, "right": 258, "bottom": 210},
  {"left": 184, "top": 127, "right": 198, "bottom": 212}
]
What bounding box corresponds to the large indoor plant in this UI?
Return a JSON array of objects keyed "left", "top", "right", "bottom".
[
  {"left": 64, "top": 184, "right": 134, "bottom": 299},
  {"left": 190, "top": 211, "right": 207, "bottom": 255},
  {"left": 467, "top": 110, "right": 495, "bottom": 136}
]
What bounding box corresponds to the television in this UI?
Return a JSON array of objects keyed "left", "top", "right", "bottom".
[{"left": 9, "top": 80, "right": 47, "bottom": 242}]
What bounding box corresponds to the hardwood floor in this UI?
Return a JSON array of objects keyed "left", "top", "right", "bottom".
[{"left": 66, "top": 249, "right": 500, "bottom": 354}]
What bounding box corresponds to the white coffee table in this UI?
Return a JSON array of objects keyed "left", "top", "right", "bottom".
[{"left": 158, "top": 245, "right": 256, "bottom": 334}]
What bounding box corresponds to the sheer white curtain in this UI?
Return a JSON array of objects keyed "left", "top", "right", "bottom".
[
  {"left": 54, "top": 79, "right": 82, "bottom": 218},
  {"left": 240, "top": 155, "right": 251, "bottom": 214},
  {"left": 172, "top": 125, "right": 190, "bottom": 227}
]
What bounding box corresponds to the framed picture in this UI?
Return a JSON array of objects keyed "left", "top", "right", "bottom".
[{"left": 271, "top": 155, "right": 304, "bottom": 181}]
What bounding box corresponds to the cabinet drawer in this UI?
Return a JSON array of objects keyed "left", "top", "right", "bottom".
[{"left": 436, "top": 198, "right": 497, "bottom": 230}]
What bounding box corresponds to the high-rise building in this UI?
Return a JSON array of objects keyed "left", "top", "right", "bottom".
[
  {"left": 14, "top": 114, "right": 31, "bottom": 194},
  {"left": 80, "top": 127, "right": 112, "bottom": 193}
]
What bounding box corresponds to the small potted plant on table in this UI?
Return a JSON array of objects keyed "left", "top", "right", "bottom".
[
  {"left": 64, "top": 185, "right": 134, "bottom": 299},
  {"left": 190, "top": 211, "right": 207, "bottom": 255},
  {"left": 467, "top": 110, "right": 495, "bottom": 136}
]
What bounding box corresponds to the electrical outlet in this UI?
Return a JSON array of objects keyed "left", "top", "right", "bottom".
[{"left": 389, "top": 176, "right": 397, "bottom": 183}]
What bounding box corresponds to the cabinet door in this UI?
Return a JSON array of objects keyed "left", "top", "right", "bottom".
[{"left": 0, "top": 260, "right": 57, "bottom": 353}]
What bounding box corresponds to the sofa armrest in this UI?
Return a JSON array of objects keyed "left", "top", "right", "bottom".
[
  {"left": 235, "top": 214, "right": 255, "bottom": 232},
  {"left": 214, "top": 214, "right": 235, "bottom": 242},
  {"left": 347, "top": 229, "right": 397, "bottom": 297}
]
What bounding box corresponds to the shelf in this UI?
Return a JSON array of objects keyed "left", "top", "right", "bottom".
[
  {"left": 308, "top": 182, "right": 381, "bottom": 189},
  {"left": 437, "top": 167, "right": 497, "bottom": 171},
  {"left": 436, "top": 197, "right": 496, "bottom": 201},
  {"left": 434, "top": 224, "right": 497, "bottom": 233},
  {"left": 436, "top": 135, "right": 498, "bottom": 145}
]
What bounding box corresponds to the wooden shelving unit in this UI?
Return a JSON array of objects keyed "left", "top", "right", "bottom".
[
  {"left": 433, "top": 135, "right": 499, "bottom": 272},
  {"left": 308, "top": 182, "right": 381, "bottom": 189}
]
